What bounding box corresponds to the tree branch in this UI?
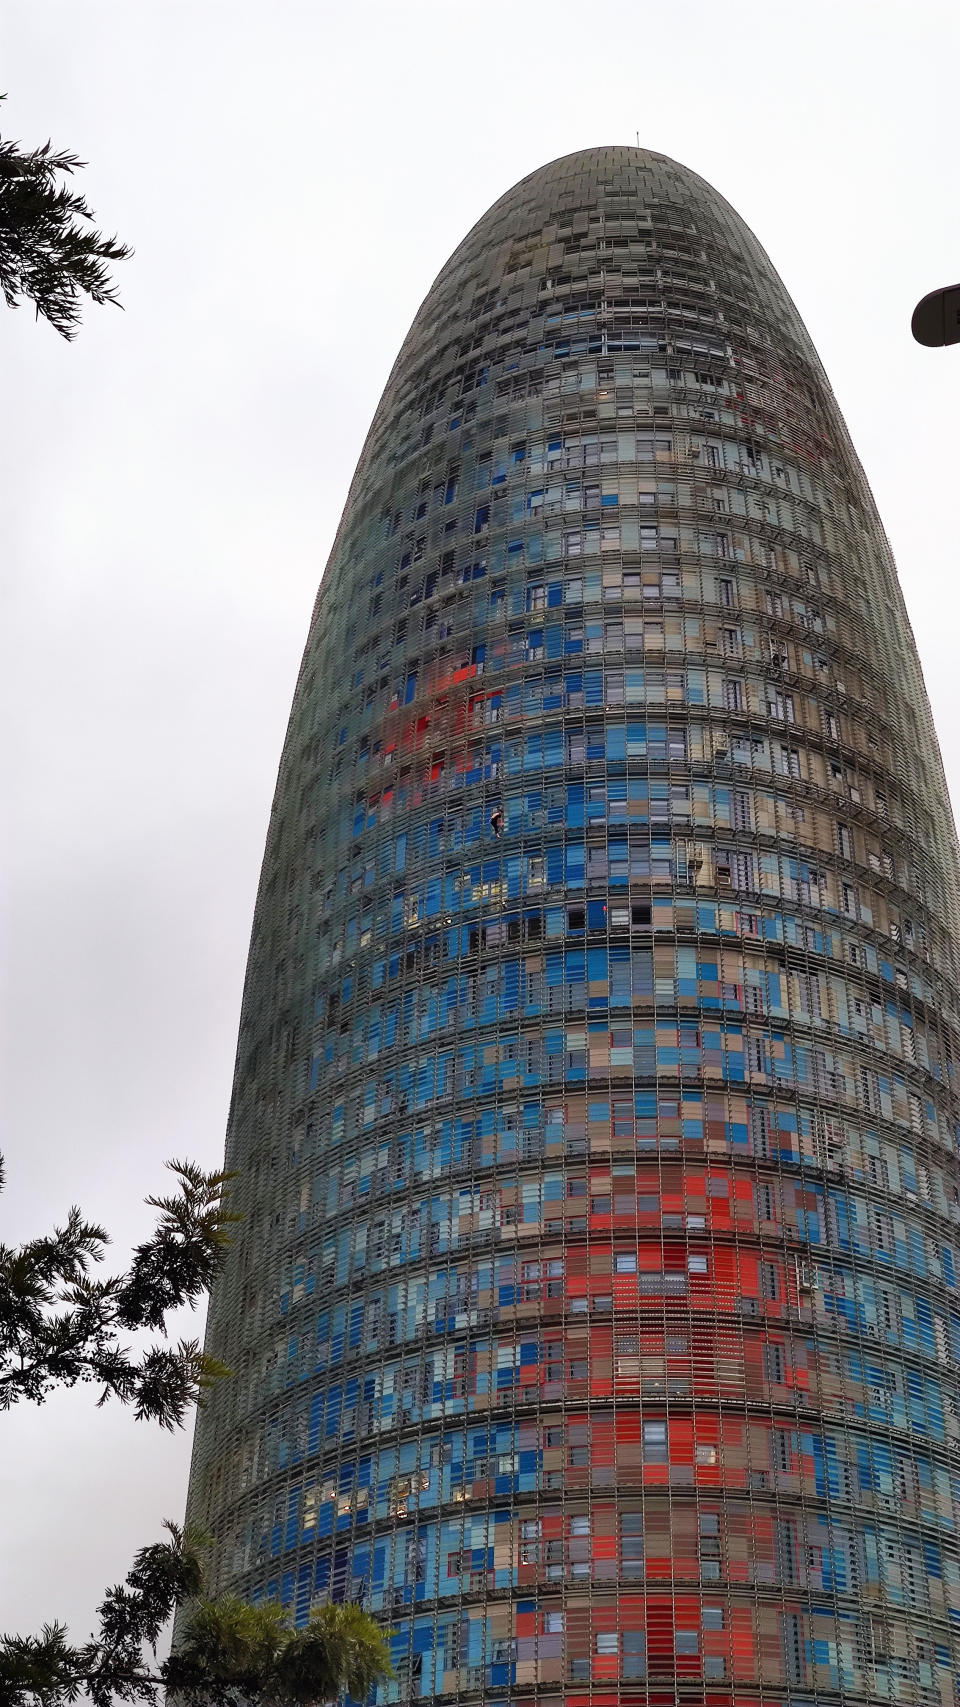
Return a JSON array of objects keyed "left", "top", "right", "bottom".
[{"left": 0, "top": 94, "right": 132, "bottom": 338}]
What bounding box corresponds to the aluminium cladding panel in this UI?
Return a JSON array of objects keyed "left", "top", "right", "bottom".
[{"left": 183, "top": 147, "right": 960, "bottom": 1706}]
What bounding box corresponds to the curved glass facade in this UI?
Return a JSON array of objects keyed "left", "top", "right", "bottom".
[{"left": 184, "top": 148, "right": 960, "bottom": 1706}]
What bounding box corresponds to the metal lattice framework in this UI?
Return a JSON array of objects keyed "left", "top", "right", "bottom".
[{"left": 183, "top": 147, "right": 960, "bottom": 1707}]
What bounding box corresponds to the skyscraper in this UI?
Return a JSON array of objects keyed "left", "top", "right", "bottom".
[{"left": 183, "top": 148, "right": 960, "bottom": 1705}]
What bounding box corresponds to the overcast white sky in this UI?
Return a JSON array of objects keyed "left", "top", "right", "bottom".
[{"left": 2, "top": 0, "right": 958, "bottom": 1647}]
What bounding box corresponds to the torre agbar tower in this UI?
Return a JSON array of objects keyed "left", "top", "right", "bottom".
[{"left": 185, "top": 148, "right": 960, "bottom": 1706}]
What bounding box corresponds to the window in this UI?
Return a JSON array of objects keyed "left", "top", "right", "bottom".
[
  {"left": 782, "top": 1612, "right": 805, "bottom": 1683},
  {"left": 763, "top": 1341, "right": 786, "bottom": 1383},
  {"left": 622, "top": 1632, "right": 645, "bottom": 1680},
  {"left": 595, "top": 1633, "right": 618, "bottom": 1656},
  {"left": 621, "top": 1510, "right": 644, "bottom": 1577},
  {"left": 733, "top": 790, "right": 752, "bottom": 830},
  {"left": 719, "top": 848, "right": 755, "bottom": 891},
  {"left": 675, "top": 1631, "right": 699, "bottom": 1655},
  {"left": 766, "top": 685, "right": 794, "bottom": 722},
  {"left": 699, "top": 1511, "right": 722, "bottom": 1576},
  {"left": 800, "top": 866, "right": 823, "bottom": 905},
  {"left": 643, "top": 1420, "right": 667, "bottom": 1461},
  {"left": 772, "top": 1428, "right": 792, "bottom": 1472}
]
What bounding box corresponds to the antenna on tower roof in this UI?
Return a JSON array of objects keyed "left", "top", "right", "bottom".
[{"left": 636, "top": 131, "right": 640, "bottom": 148}]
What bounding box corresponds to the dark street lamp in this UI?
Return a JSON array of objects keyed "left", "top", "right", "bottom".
[{"left": 912, "top": 284, "right": 960, "bottom": 346}]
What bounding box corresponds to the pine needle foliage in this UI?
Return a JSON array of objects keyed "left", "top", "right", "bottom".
[
  {"left": 0, "top": 94, "right": 132, "bottom": 339},
  {"left": 0, "top": 1530, "right": 393, "bottom": 1707},
  {"left": 0, "top": 1153, "right": 237, "bottom": 1429}
]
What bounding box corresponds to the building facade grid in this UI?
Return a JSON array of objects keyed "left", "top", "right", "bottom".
[{"left": 183, "top": 147, "right": 960, "bottom": 1707}]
